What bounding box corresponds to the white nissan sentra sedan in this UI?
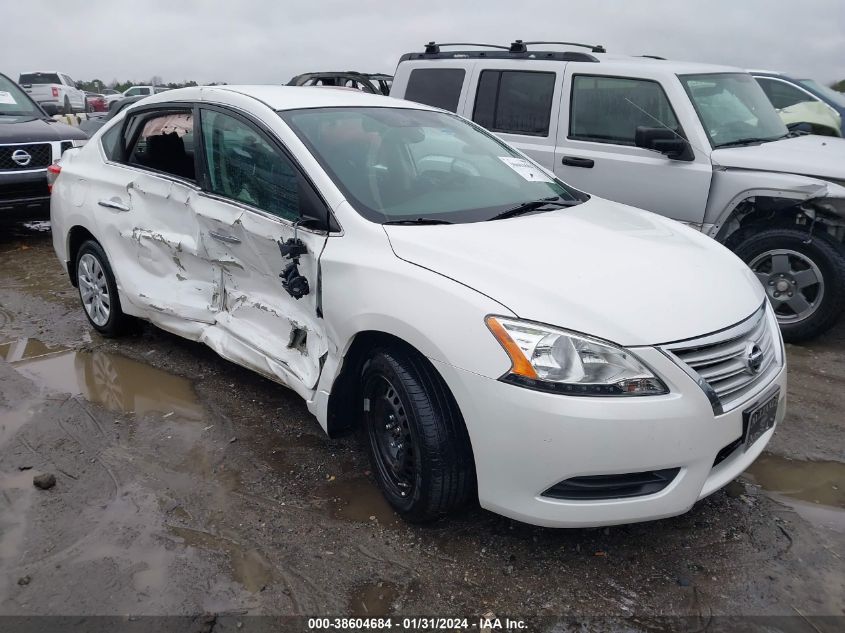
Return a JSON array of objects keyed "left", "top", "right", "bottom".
[{"left": 50, "top": 86, "right": 786, "bottom": 527}]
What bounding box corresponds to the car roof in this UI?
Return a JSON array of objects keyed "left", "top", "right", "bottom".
[
  {"left": 139, "top": 85, "right": 433, "bottom": 111},
  {"left": 578, "top": 54, "right": 740, "bottom": 75}
]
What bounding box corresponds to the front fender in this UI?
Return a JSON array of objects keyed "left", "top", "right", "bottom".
[{"left": 704, "top": 168, "right": 845, "bottom": 238}]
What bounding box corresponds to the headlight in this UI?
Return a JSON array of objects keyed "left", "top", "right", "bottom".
[{"left": 485, "top": 316, "right": 668, "bottom": 396}]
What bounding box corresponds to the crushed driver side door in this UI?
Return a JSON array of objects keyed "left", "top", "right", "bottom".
[{"left": 192, "top": 106, "right": 330, "bottom": 398}]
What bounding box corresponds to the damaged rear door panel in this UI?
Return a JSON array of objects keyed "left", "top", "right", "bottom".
[
  {"left": 192, "top": 106, "right": 329, "bottom": 397},
  {"left": 95, "top": 108, "right": 219, "bottom": 331}
]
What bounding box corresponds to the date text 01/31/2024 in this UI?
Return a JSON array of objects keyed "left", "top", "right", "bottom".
[{"left": 307, "top": 616, "right": 528, "bottom": 630}]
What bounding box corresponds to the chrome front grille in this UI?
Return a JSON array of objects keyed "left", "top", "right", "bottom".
[{"left": 663, "top": 304, "right": 781, "bottom": 412}]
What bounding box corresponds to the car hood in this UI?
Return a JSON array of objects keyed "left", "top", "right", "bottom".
[
  {"left": 0, "top": 116, "right": 87, "bottom": 142},
  {"left": 384, "top": 200, "right": 764, "bottom": 347},
  {"left": 777, "top": 101, "right": 842, "bottom": 135},
  {"left": 712, "top": 134, "right": 845, "bottom": 180}
]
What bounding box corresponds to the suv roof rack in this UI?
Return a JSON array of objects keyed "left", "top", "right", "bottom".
[
  {"left": 423, "top": 42, "right": 510, "bottom": 54},
  {"left": 511, "top": 40, "right": 606, "bottom": 54},
  {"left": 402, "top": 40, "right": 602, "bottom": 63}
]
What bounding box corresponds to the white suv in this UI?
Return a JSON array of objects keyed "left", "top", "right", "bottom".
[
  {"left": 390, "top": 41, "right": 845, "bottom": 341},
  {"left": 50, "top": 86, "right": 785, "bottom": 527}
]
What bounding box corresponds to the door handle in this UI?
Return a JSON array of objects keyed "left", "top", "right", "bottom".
[
  {"left": 561, "top": 156, "right": 595, "bottom": 168},
  {"left": 209, "top": 230, "right": 241, "bottom": 244},
  {"left": 97, "top": 198, "right": 130, "bottom": 212}
]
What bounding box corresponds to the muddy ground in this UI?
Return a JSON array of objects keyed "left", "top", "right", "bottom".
[{"left": 0, "top": 224, "right": 842, "bottom": 629}]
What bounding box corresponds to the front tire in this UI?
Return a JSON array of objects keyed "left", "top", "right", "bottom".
[
  {"left": 733, "top": 228, "right": 845, "bottom": 342},
  {"left": 359, "top": 347, "right": 474, "bottom": 522},
  {"left": 75, "top": 240, "right": 131, "bottom": 337}
]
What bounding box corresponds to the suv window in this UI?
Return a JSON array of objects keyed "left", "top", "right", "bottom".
[
  {"left": 570, "top": 75, "right": 680, "bottom": 145},
  {"left": 200, "top": 109, "right": 301, "bottom": 221},
  {"left": 756, "top": 78, "right": 814, "bottom": 110},
  {"left": 404, "top": 68, "right": 465, "bottom": 113},
  {"left": 125, "top": 110, "right": 196, "bottom": 181},
  {"left": 473, "top": 70, "right": 555, "bottom": 136}
]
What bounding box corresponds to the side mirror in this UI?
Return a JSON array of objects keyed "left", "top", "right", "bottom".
[
  {"left": 298, "top": 177, "right": 339, "bottom": 232},
  {"left": 635, "top": 126, "right": 694, "bottom": 161}
]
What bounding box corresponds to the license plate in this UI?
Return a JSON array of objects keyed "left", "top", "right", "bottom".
[{"left": 743, "top": 388, "right": 779, "bottom": 452}]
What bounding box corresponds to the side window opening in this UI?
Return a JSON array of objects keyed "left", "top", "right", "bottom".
[
  {"left": 200, "top": 109, "right": 302, "bottom": 222},
  {"left": 472, "top": 70, "right": 556, "bottom": 137},
  {"left": 404, "top": 68, "right": 466, "bottom": 113},
  {"left": 101, "top": 124, "right": 122, "bottom": 161},
  {"left": 756, "top": 78, "right": 814, "bottom": 110},
  {"left": 126, "top": 111, "right": 196, "bottom": 181},
  {"left": 569, "top": 75, "right": 681, "bottom": 146}
]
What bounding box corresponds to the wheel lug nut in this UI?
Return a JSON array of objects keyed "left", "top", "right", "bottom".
[
  {"left": 768, "top": 280, "right": 774, "bottom": 285},
  {"left": 773, "top": 292, "right": 780, "bottom": 297}
]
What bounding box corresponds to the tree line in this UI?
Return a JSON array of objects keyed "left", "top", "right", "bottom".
[{"left": 76, "top": 79, "right": 227, "bottom": 93}]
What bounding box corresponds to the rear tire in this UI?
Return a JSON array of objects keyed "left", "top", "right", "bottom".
[
  {"left": 359, "top": 347, "right": 474, "bottom": 522},
  {"left": 733, "top": 228, "right": 845, "bottom": 342},
  {"left": 75, "top": 240, "right": 132, "bottom": 337}
]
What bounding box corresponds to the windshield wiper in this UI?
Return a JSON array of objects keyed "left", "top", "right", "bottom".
[
  {"left": 487, "top": 196, "right": 580, "bottom": 221},
  {"left": 383, "top": 217, "right": 454, "bottom": 225},
  {"left": 715, "top": 137, "right": 778, "bottom": 148}
]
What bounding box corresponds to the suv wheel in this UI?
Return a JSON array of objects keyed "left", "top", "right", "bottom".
[
  {"left": 359, "top": 347, "right": 474, "bottom": 522},
  {"left": 733, "top": 228, "right": 845, "bottom": 342},
  {"left": 75, "top": 240, "right": 131, "bottom": 337}
]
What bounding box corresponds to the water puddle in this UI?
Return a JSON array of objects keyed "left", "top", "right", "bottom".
[
  {"left": 170, "top": 526, "right": 274, "bottom": 593},
  {"left": 322, "top": 477, "right": 399, "bottom": 526},
  {"left": 0, "top": 401, "right": 39, "bottom": 452},
  {"left": 348, "top": 581, "right": 400, "bottom": 616},
  {"left": 1, "top": 338, "right": 203, "bottom": 419},
  {"left": 743, "top": 453, "right": 845, "bottom": 532}
]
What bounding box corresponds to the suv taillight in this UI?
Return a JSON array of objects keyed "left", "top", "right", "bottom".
[
  {"left": 51, "top": 86, "right": 59, "bottom": 98},
  {"left": 47, "top": 162, "right": 61, "bottom": 193}
]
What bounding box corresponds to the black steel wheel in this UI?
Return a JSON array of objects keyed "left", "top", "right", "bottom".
[
  {"left": 360, "top": 347, "right": 475, "bottom": 522},
  {"left": 363, "top": 372, "right": 417, "bottom": 500}
]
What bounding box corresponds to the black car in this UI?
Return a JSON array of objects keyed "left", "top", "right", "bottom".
[
  {"left": 287, "top": 71, "right": 393, "bottom": 95},
  {"left": 1, "top": 72, "right": 88, "bottom": 221}
]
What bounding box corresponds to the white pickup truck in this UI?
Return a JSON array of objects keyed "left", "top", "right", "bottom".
[
  {"left": 104, "top": 85, "right": 168, "bottom": 108},
  {"left": 18, "top": 71, "right": 86, "bottom": 115},
  {"left": 390, "top": 41, "right": 845, "bottom": 341}
]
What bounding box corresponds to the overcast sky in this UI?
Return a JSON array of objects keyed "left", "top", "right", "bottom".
[{"left": 4, "top": 0, "right": 844, "bottom": 87}]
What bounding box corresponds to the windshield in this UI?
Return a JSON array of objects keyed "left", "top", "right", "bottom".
[
  {"left": 681, "top": 73, "right": 787, "bottom": 147},
  {"left": 0, "top": 75, "right": 43, "bottom": 118},
  {"left": 799, "top": 79, "right": 845, "bottom": 108},
  {"left": 279, "top": 107, "right": 585, "bottom": 223}
]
